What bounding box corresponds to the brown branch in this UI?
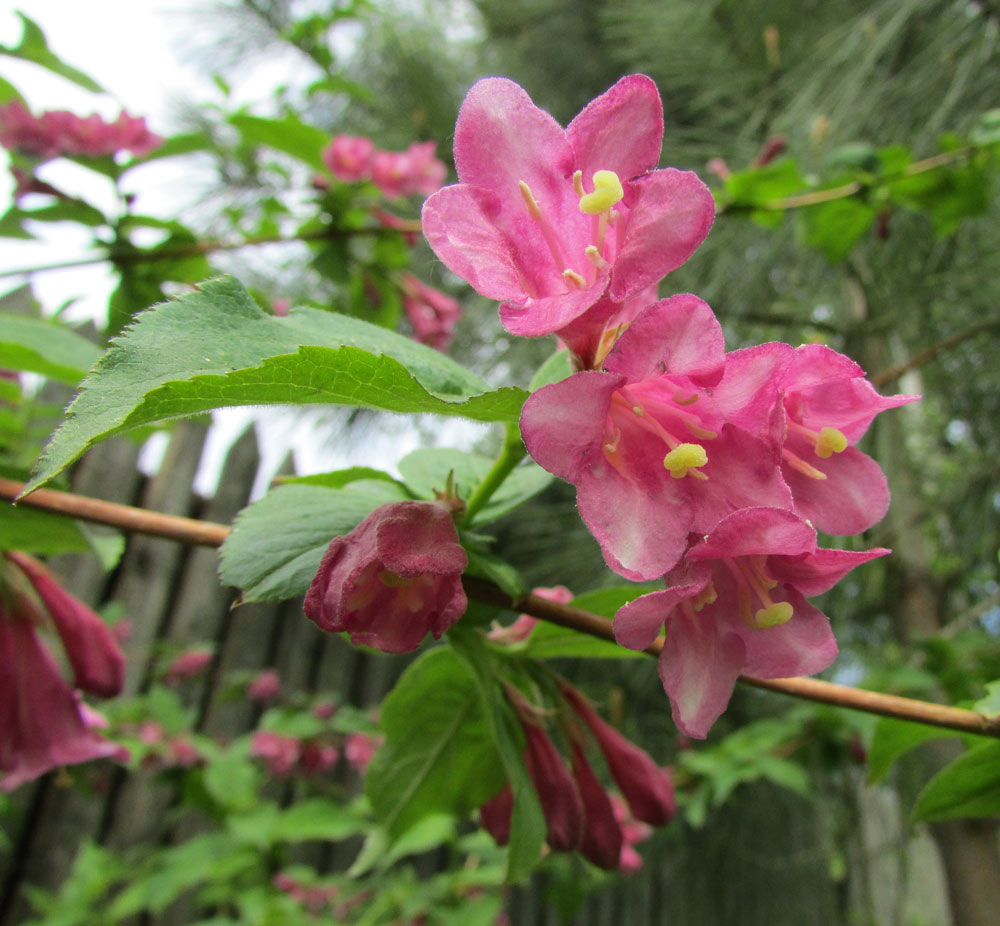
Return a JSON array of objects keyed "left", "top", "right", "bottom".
[
  {"left": 3, "top": 478, "right": 999, "bottom": 739},
  {"left": 871, "top": 316, "right": 1000, "bottom": 387}
]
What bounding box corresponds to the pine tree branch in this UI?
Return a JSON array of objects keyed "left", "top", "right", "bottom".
[{"left": 3, "top": 477, "right": 998, "bottom": 738}]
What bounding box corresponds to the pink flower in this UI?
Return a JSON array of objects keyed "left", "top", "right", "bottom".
[
  {"left": 1, "top": 596, "right": 126, "bottom": 791},
  {"left": 560, "top": 682, "right": 675, "bottom": 825},
  {"left": 323, "top": 134, "right": 375, "bottom": 183},
  {"left": 373, "top": 141, "right": 447, "bottom": 198},
  {"left": 345, "top": 731, "right": 382, "bottom": 773},
  {"left": 614, "top": 507, "right": 890, "bottom": 737},
  {"left": 611, "top": 794, "right": 652, "bottom": 873},
  {"left": 250, "top": 731, "right": 301, "bottom": 778},
  {"left": 521, "top": 296, "right": 792, "bottom": 580},
  {"left": 246, "top": 668, "right": 281, "bottom": 703},
  {"left": 304, "top": 500, "right": 468, "bottom": 654},
  {"left": 5, "top": 552, "right": 125, "bottom": 698},
  {"left": 399, "top": 274, "right": 461, "bottom": 351},
  {"left": 300, "top": 741, "right": 339, "bottom": 775},
  {"left": 422, "top": 75, "right": 714, "bottom": 342},
  {"left": 164, "top": 646, "right": 213, "bottom": 684},
  {"left": 774, "top": 344, "right": 918, "bottom": 535}
]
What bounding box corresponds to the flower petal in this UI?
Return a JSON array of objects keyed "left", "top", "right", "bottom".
[
  {"left": 688, "top": 508, "right": 816, "bottom": 562},
  {"left": 609, "top": 169, "right": 715, "bottom": 301},
  {"left": 566, "top": 74, "right": 663, "bottom": 183},
  {"left": 770, "top": 546, "right": 890, "bottom": 597},
  {"left": 614, "top": 582, "right": 707, "bottom": 651}
]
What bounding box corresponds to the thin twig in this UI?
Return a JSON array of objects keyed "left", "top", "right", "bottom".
[
  {"left": 871, "top": 316, "right": 1000, "bottom": 387},
  {"left": 3, "top": 477, "right": 998, "bottom": 738}
]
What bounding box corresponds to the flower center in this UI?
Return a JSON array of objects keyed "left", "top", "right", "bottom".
[
  {"left": 603, "top": 386, "right": 717, "bottom": 481},
  {"left": 518, "top": 169, "right": 624, "bottom": 292},
  {"left": 723, "top": 556, "right": 793, "bottom": 629}
]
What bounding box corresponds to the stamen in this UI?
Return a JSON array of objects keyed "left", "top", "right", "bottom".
[
  {"left": 673, "top": 391, "right": 699, "bottom": 406},
  {"left": 782, "top": 448, "right": 828, "bottom": 480},
  {"left": 563, "top": 268, "right": 586, "bottom": 288},
  {"left": 518, "top": 180, "right": 542, "bottom": 219},
  {"left": 755, "top": 602, "right": 793, "bottom": 628},
  {"left": 632, "top": 405, "right": 644, "bottom": 417},
  {"left": 519, "top": 179, "right": 574, "bottom": 280},
  {"left": 737, "top": 585, "right": 754, "bottom": 627},
  {"left": 692, "top": 580, "right": 717, "bottom": 611},
  {"left": 379, "top": 569, "right": 412, "bottom": 588},
  {"left": 579, "top": 170, "right": 625, "bottom": 215},
  {"left": 663, "top": 443, "right": 708, "bottom": 480},
  {"left": 816, "top": 426, "right": 848, "bottom": 459},
  {"left": 585, "top": 244, "right": 609, "bottom": 269},
  {"left": 572, "top": 170, "right": 585, "bottom": 198}
]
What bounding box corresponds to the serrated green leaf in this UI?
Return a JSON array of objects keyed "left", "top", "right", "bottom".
[
  {"left": 230, "top": 113, "right": 330, "bottom": 171},
  {"left": 282, "top": 466, "right": 402, "bottom": 489},
  {"left": 0, "top": 316, "right": 100, "bottom": 383},
  {"left": 27, "top": 277, "right": 527, "bottom": 492},
  {"left": 867, "top": 716, "right": 962, "bottom": 785},
  {"left": 397, "top": 448, "right": 550, "bottom": 526},
  {"left": 365, "top": 647, "right": 505, "bottom": 839},
  {"left": 913, "top": 741, "right": 1000, "bottom": 822},
  {"left": 219, "top": 480, "right": 409, "bottom": 601}
]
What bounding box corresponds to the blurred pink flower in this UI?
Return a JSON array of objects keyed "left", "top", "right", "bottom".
[
  {"left": 247, "top": 668, "right": 281, "bottom": 703},
  {"left": 373, "top": 141, "right": 447, "bottom": 198},
  {"left": 399, "top": 273, "right": 461, "bottom": 351},
  {"left": 323, "top": 134, "right": 375, "bottom": 183},
  {"left": 164, "top": 647, "right": 213, "bottom": 684},
  {"left": 250, "top": 731, "right": 301, "bottom": 778},
  {"left": 345, "top": 731, "right": 382, "bottom": 773}
]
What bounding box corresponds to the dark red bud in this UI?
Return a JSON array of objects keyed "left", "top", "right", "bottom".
[
  {"left": 479, "top": 783, "right": 513, "bottom": 846},
  {"left": 570, "top": 741, "right": 624, "bottom": 870},
  {"left": 522, "top": 722, "right": 584, "bottom": 851}
]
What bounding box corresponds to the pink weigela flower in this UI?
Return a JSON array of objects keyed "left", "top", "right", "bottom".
[
  {"left": 323, "top": 134, "right": 375, "bottom": 183},
  {"left": 399, "top": 273, "right": 462, "bottom": 351},
  {"left": 521, "top": 296, "right": 793, "bottom": 580},
  {"left": 614, "top": 507, "right": 889, "bottom": 737},
  {"left": 422, "top": 75, "right": 715, "bottom": 343},
  {"left": 304, "top": 501, "right": 468, "bottom": 654}
]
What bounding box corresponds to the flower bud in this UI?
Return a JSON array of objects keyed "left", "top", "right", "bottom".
[
  {"left": 570, "top": 741, "right": 624, "bottom": 870},
  {"left": 521, "top": 721, "right": 584, "bottom": 851},
  {"left": 304, "top": 501, "right": 467, "bottom": 654}
]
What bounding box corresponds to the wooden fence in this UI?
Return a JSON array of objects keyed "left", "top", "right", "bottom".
[{"left": 0, "top": 420, "right": 951, "bottom": 925}]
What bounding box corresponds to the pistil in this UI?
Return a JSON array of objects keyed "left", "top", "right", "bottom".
[{"left": 724, "top": 557, "right": 793, "bottom": 628}]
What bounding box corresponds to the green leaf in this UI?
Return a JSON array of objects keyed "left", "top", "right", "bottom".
[
  {"left": 799, "top": 198, "right": 876, "bottom": 263},
  {"left": 228, "top": 798, "right": 366, "bottom": 847},
  {"left": 27, "top": 277, "right": 528, "bottom": 492},
  {"left": 449, "top": 629, "right": 545, "bottom": 882},
  {"left": 0, "top": 316, "right": 101, "bottom": 383},
  {"left": 913, "top": 741, "right": 1000, "bottom": 822},
  {"left": 398, "top": 448, "right": 551, "bottom": 526},
  {"left": 463, "top": 546, "right": 527, "bottom": 599},
  {"left": 529, "top": 349, "right": 574, "bottom": 392},
  {"left": 519, "top": 622, "right": 643, "bottom": 660},
  {"left": 366, "top": 647, "right": 505, "bottom": 839},
  {"left": 0, "top": 13, "right": 104, "bottom": 93},
  {"left": 219, "top": 480, "right": 410, "bottom": 601},
  {"left": 867, "top": 716, "right": 962, "bottom": 785},
  {"left": 230, "top": 113, "right": 330, "bottom": 171},
  {"left": 282, "top": 466, "right": 402, "bottom": 489},
  {"left": 973, "top": 681, "right": 1000, "bottom": 717},
  {"left": 0, "top": 505, "right": 93, "bottom": 555}
]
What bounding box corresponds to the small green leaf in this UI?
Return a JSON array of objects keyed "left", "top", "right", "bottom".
[
  {"left": 219, "top": 480, "right": 409, "bottom": 601},
  {"left": 0, "top": 505, "right": 92, "bottom": 555},
  {"left": 974, "top": 681, "right": 1000, "bottom": 717},
  {"left": 282, "top": 466, "right": 402, "bottom": 490},
  {"left": 0, "top": 13, "right": 104, "bottom": 93},
  {"left": 0, "top": 316, "right": 101, "bottom": 383},
  {"left": 230, "top": 113, "right": 330, "bottom": 171},
  {"left": 913, "top": 741, "right": 1000, "bottom": 822},
  {"left": 398, "top": 448, "right": 551, "bottom": 525},
  {"left": 519, "top": 622, "right": 643, "bottom": 660},
  {"left": 866, "top": 716, "right": 962, "bottom": 785},
  {"left": 529, "top": 349, "right": 574, "bottom": 391},
  {"left": 27, "top": 277, "right": 527, "bottom": 492},
  {"left": 365, "top": 647, "right": 505, "bottom": 838},
  {"left": 799, "top": 197, "right": 876, "bottom": 263},
  {"left": 463, "top": 546, "right": 527, "bottom": 599}
]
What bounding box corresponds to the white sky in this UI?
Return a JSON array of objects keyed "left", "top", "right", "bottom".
[{"left": 0, "top": 2, "right": 487, "bottom": 494}]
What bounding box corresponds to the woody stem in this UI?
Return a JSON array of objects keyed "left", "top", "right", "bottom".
[{"left": 2, "top": 476, "right": 998, "bottom": 739}]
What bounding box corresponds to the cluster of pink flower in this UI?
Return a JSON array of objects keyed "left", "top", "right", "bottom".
[
  {"left": 421, "top": 75, "right": 916, "bottom": 738},
  {"left": 133, "top": 721, "right": 203, "bottom": 770},
  {"left": 480, "top": 681, "right": 674, "bottom": 871},
  {"left": 0, "top": 100, "right": 162, "bottom": 160},
  {"left": 398, "top": 272, "right": 462, "bottom": 351},
  {"left": 0, "top": 552, "right": 127, "bottom": 790},
  {"left": 250, "top": 730, "right": 339, "bottom": 779},
  {"left": 322, "top": 134, "right": 447, "bottom": 198}
]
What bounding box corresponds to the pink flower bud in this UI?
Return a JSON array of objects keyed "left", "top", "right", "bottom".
[
  {"left": 304, "top": 501, "right": 467, "bottom": 654},
  {"left": 752, "top": 134, "right": 788, "bottom": 167},
  {"left": 6, "top": 552, "right": 125, "bottom": 698},
  {"left": 164, "top": 646, "right": 213, "bottom": 684},
  {"left": 246, "top": 668, "right": 281, "bottom": 703},
  {"left": 272, "top": 299, "right": 290, "bottom": 318},
  {"left": 521, "top": 721, "right": 583, "bottom": 852},
  {"left": 399, "top": 274, "right": 461, "bottom": 351},
  {"left": 300, "top": 741, "right": 338, "bottom": 775},
  {"left": 570, "top": 741, "right": 624, "bottom": 870},
  {"left": 488, "top": 586, "right": 572, "bottom": 642},
  {"left": 344, "top": 731, "right": 382, "bottom": 773},
  {"left": 479, "top": 783, "right": 513, "bottom": 846},
  {"left": 322, "top": 134, "right": 375, "bottom": 183},
  {"left": 560, "top": 683, "right": 675, "bottom": 826},
  {"left": 312, "top": 701, "right": 337, "bottom": 720}
]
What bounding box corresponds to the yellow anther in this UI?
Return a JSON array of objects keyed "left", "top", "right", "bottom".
[
  {"left": 815, "top": 426, "right": 848, "bottom": 459},
  {"left": 378, "top": 569, "right": 413, "bottom": 588},
  {"left": 673, "top": 392, "right": 699, "bottom": 406},
  {"left": 692, "top": 581, "right": 718, "bottom": 612},
  {"left": 585, "top": 244, "right": 608, "bottom": 269},
  {"left": 663, "top": 443, "right": 708, "bottom": 479},
  {"left": 754, "top": 602, "right": 794, "bottom": 628},
  {"left": 562, "top": 268, "right": 587, "bottom": 288},
  {"left": 572, "top": 170, "right": 585, "bottom": 198},
  {"left": 519, "top": 180, "right": 542, "bottom": 219},
  {"left": 579, "top": 170, "right": 624, "bottom": 215}
]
